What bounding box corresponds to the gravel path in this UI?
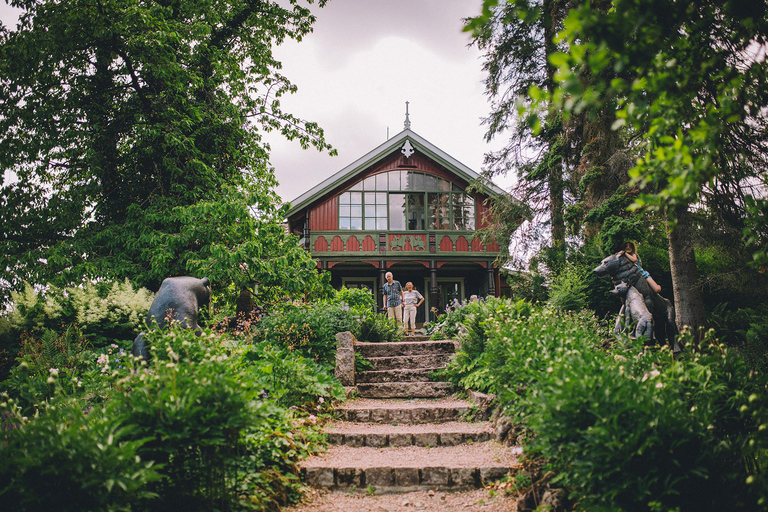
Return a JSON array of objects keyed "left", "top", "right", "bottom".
[
  {"left": 301, "top": 442, "right": 519, "bottom": 469},
  {"left": 285, "top": 488, "right": 518, "bottom": 511}
]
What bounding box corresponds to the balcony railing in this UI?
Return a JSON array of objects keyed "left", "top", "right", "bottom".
[{"left": 308, "top": 230, "right": 499, "bottom": 256}]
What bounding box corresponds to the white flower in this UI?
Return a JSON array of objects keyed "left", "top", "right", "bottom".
[
  {"left": 97, "top": 354, "right": 109, "bottom": 365},
  {"left": 318, "top": 397, "right": 325, "bottom": 404},
  {"left": 47, "top": 376, "right": 55, "bottom": 384},
  {"left": 48, "top": 368, "right": 59, "bottom": 376},
  {"left": 308, "top": 414, "right": 317, "bottom": 424},
  {"left": 655, "top": 382, "right": 664, "bottom": 389}
]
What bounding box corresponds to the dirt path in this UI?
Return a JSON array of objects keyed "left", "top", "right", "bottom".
[{"left": 286, "top": 488, "right": 518, "bottom": 512}]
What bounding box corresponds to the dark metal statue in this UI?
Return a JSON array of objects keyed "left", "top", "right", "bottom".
[
  {"left": 131, "top": 276, "right": 211, "bottom": 361},
  {"left": 594, "top": 253, "right": 681, "bottom": 352}
]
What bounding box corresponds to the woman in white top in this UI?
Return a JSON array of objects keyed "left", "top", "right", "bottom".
[{"left": 402, "top": 282, "right": 424, "bottom": 336}]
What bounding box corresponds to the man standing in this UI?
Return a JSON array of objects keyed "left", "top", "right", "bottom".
[
  {"left": 382, "top": 271, "right": 404, "bottom": 326},
  {"left": 402, "top": 282, "right": 424, "bottom": 336}
]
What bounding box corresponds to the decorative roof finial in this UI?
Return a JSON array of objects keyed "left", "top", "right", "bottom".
[{"left": 404, "top": 101, "right": 411, "bottom": 130}]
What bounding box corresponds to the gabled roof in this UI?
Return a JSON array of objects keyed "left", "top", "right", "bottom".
[{"left": 286, "top": 128, "right": 505, "bottom": 218}]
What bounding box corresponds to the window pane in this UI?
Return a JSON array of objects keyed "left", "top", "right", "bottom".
[
  {"left": 407, "top": 193, "right": 425, "bottom": 230},
  {"left": 364, "top": 192, "right": 376, "bottom": 204},
  {"left": 350, "top": 218, "right": 363, "bottom": 230},
  {"left": 362, "top": 176, "right": 376, "bottom": 190},
  {"left": 411, "top": 172, "right": 424, "bottom": 191},
  {"left": 452, "top": 183, "right": 462, "bottom": 192},
  {"left": 424, "top": 174, "right": 438, "bottom": 191},
  {"left": 389, "top": 171, "right": 402, "bottom": 191},
  {"left": 340, "top": 193, "right": 350, "bottom": 205},
  {"left": 376, "top": 173, "right": 388, "bottom": 190},
  {"left": 351, "top": 205, "right": 362, "bottom": 217},
  {"left": 339, "top": 218, "right": 350, "bottom": 230},
  {"left": 364, "top": 218, "right": 376, "bottom": 230},
  {"left": 339, "top": 205, "right": 350, "bottom": 217},
  {"left": 349, "top": 192, "right": 363, "bottom": 204},
  {"left": 365, "top": 205, "right": 376, "bottom": 217},
  {"left": 438, "top": 178, "right": 450, "bottom": 191},
  {"left": 376, "top": 205, "right": 388, "bottom": 217},
  {"left": 389, "top": 193, "right": 406, "bottom": 230},
  {"left": 428, "top": 193, "right": 450, "bottom": 230},
  {"left": 376, "top": 218, "right": 388, "bottom": 230},
  {"left": 350, "top": 181, "right": 363, "bottom": 191},
  {"left": 452, "top": 194, "right": 475, "bottom": 230},
  {"left": 376, "top": 192, "right": 387, "bottom": 204}
]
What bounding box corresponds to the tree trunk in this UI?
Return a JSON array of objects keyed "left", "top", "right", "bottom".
[
  {"left": 667, "top": 206, "right": 707, "bottom": 334},
  {"left": 543, "top": 0, "right": 566, "bottom": 263}
]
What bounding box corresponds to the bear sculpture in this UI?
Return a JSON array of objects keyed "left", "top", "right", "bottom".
[{"left": 131, "top": 276, "right": 211, "bottom": 361}]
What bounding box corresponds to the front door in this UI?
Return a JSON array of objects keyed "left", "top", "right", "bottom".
[
  {"left": 440, "top": 281, "right": 463, "bottom": 312},
  {"left": 424, "top": 278, "right": 465, "bottom": 320}
]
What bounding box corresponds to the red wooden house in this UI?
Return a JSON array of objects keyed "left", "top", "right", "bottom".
[{"left": 286, "top": 124, "right": 505, "bottom": 324}]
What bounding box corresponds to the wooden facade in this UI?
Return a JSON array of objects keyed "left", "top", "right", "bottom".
[{"left": 286, "top": 128, "right": 505, "bottom": 323}]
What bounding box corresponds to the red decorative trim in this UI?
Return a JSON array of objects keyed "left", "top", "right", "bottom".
[
  {"left": 327, "top": 261, "right": 341, "bottom": 269},
  {"left": 313, "top": 236, "right": 328, "bottom": 252},
  {"left": 330, "top": 236, "right": 344, "bottom": 252}
]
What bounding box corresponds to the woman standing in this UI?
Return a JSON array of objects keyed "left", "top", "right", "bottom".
[{"left": 402, "top": 282, "right": 425, "bottom": 336}]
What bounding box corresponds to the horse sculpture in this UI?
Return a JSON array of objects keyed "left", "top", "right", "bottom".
[{"left": 594, "top": 253, "right": 682, "bottom": 353}]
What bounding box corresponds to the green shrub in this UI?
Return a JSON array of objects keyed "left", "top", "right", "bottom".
[
  {"left": 239, "top": 341, "right": 345, "bottom": 408},
  {"left": 254, "top": 303, "right": 359, "bottom": 365},
  {"left": 356, "top": 312, "right": 402, "bottom": 342},
  {"left": 109, "top": 327, "right": 334, "bottom": 511},
  {"left": 0, "top": 398, "right": 160, "bottom": 512},
  {"left": 3, "top": 279, "right": 153, "bottom": 349},
  {"left": 443, "top": 300, "right": 768, "bottom": 511},
  {"left": 425, "top": 297, "right": 478, "bottom": 340},
  {"left": 330, "top": 286, "right": 376, "bottom": 313},
  {"left": 546, "top": 263, "right": 589, "bottom": 312},
  {"left": 438, "top": 298, "right": 532, "bottom": 393}
]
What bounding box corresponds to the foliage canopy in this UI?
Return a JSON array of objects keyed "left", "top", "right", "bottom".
[{"left": 0, "top": 0, "right": 333, "bottom": 303}]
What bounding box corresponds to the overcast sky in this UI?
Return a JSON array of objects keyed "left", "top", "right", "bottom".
[{"left": 0, "top": 0, "right": 511, "bottom": 203}]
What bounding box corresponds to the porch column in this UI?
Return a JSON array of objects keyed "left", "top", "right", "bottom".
[
  {"left": 379, "top": 261, "right": 387, "bottom": 313},
  {"left": 303, "top": 213, "right": 311, "bottom": 251},
  {"left": 487, "top": 262, "right": 496, "bottom": 297},
  {"left": 429, "top": 260, "right": 438, "bottom": 321}
]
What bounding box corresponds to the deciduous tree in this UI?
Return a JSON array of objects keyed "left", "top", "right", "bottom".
[{"left": 0, "top": 0, "right": 333, "bottom": 304}]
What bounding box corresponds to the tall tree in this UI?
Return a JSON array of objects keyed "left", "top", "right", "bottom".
[
  {"left": 0, "top": 0, "right": 333, "bottom": 303},
  {"left": 467, "top": 0, "right": 570, "bottom": 269},
  {"left": 545, "top": 0, "right": 768, "bottom": 332}
]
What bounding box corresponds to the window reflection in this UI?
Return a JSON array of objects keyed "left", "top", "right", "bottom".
[{"left": 339, "top": 171, "right": 476, "bottom": 231}]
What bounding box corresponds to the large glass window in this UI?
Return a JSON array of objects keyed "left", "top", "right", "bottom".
[
  {"left": 389, "top": 193, "right": 406, "bottom": 230},
  {"left": 452, "top": 194, "right": 475, "bottom": 230},
  {"left": 339, "top": 191, "right": 362, "bottom": 230},
  {"left": 407, "top": 193, "right": 425, "bottom": 230},
  {"left": 428, "top": 193, "right": 450, "bottom": 230},
  {"left": 339, "top": 171, "right": 476, "bottom": 231}
]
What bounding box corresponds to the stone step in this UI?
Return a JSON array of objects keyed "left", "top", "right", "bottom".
[
  {"left": 357, "top": 381, "right": 454, "bottom": 399},
  {"left": 301, "top": 443, "right": 518, "bottom": 493},
  {"left": 356, "top": 340, "right": 456, "bottom": 358},
  {"left": 325, "top": 421, "right": 494, "bottom": 447},
  {"left": 365, "top": 354, "right": 453, "bottom": 371},
  {"left": 337, "top": 398, "right": 473, "bottom": 424},
  {"left": 403, "top": 335, "right": 432, "bottom": 342},
  {"left": 356, "top": 368, "right": 444, "bottom": 384}
]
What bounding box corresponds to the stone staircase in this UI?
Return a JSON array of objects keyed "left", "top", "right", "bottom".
[
  {"left": 299, "top": 333, "right": 518, "bottom": 494},
  {"left": 355, "top": 338, "right": 456, "bottom": 398}
]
